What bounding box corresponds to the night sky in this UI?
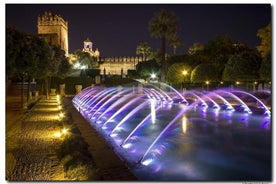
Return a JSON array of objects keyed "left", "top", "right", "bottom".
[{"left": 6, "top": 4, "right": 271, "bottom": 57}]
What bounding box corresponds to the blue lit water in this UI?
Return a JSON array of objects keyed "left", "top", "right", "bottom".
[{"left": 74, "top": 87, "right": 271, "bottom": 181}]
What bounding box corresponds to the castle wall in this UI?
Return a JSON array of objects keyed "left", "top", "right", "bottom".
[{"left": 99, "top": 56, "right": 143, "bottom": 75}]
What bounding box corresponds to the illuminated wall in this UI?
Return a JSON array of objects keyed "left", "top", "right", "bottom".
[
  {"left": 99, "top": 57, "right": 143, "bottom": 75},
  {"left": 37, "top": 11, "right": 69, "bottom": 55}
]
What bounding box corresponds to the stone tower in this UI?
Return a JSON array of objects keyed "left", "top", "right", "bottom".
[
  {"left": 83, "top": 38, "right": 93, "bottom": 51},
  {"left": 37, "top": 11, "right": 69, "bottom": 55},
  {"left": 82, "top": 38, "right": 100, "bottom": 58}
]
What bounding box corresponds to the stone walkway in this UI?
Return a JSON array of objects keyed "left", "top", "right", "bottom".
[
  {"left": 6, "top": 95, "right": 137, "bottom": 181},
  {"left": 6, "top": 96, "right": 66, "bottom": 181}
]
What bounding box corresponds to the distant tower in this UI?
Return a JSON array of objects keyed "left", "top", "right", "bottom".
[
  {"left": 83, "top": 38, "right": 93, "bottom": 51},
  {"left": 37, "top": 11, "right": 69, "bottom": 55},
  {"left": 82, "top": 38, "right": 100, "bottom": 58}
]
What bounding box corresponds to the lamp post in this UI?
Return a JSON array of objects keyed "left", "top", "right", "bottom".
[
  {"left": 205, "top": 80, "right": 210, "bottom": 90},
  {"left": 182, "top": 70, "right": 188, "bottom": 93}
]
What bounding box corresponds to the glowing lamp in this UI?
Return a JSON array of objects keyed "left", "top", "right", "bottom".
[{"left": 150, "top": 73, "right": 156, "bottom": 79}]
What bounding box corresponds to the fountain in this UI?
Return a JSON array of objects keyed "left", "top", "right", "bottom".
[{"left": 72, "top": 83, "right": 271, "bottom": 181}]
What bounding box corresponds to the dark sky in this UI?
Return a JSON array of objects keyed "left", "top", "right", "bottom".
[{"left": 6, "top": 4, "right": 271, "bottom": 57}]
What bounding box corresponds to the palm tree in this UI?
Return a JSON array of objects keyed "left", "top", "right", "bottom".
[
  {"left": 136, "top": 42, "right": 152, "bottom": 62},
  {"left": 149, "top": 9, "right": 179, "bottom": 82},
  {"left": 169, "top": 33, "right": 181, "bottom": 55}
]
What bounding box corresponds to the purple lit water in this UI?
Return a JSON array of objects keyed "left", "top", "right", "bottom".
[{"left": 72, "top": 85, "right": 271, "bottom": 181}]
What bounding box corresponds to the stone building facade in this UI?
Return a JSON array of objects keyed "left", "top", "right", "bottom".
[
  {"left": 99, "top": 56, "right": 143, "bottom": 75},
  {"left": 37, "top": 11, "right": 69, "bottom": 55}
]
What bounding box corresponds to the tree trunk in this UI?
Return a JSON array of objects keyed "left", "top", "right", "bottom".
[
  {"left": 21, "top": 74, "right": 24, "bottom": 109},
  {"left": 161, "top": 36, "right": 166, "bottom": 82},
  {"left": 45, "top": 77, "right": 49, "bottom": 99},
  {"left": 27, "top": 77, "right": 31, "bottom": 102}
]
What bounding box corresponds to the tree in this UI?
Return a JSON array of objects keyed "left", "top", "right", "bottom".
[
  {"left": 136, "top": 42, "right": 152, "bottom": 62},
  {"left": 222, "top": 50, "right": 262, "bottom": 83},
  {"left": 149, "top": 9, "right": 179, "bottom": 82},
  {"left": 136, "top": 60, "right": 159, "bottom": 80},
  {"left": 169, "top": 33, "right": 181, "bottom": 55},
  {"left": 256, "top": 23, "right": 271, "bottom": 58},
  {"left": 191, "top": 63, "right": 220, "bottom": 83},
  {"left": 166, "top": 62, "right": 192, "bottom": 88},
  {"left": 188, "top": 42, "right": 204, "bottom": 55},
  {"left": 6, "top": 26, "right": 71, "bottom": 101},
  {"left": 259, "top": 54, "right": 271, "bottom": 82},
  {"left": 74, "top": 49, "right": 98, "bottom": 69}
]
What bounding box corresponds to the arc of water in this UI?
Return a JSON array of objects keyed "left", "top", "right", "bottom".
[
  {"left": 139, "top": 107, "right": 186, "bottom": 164},
  {"left": 96, "top": 93, "right": 136, "bottom": 121},
  {"left": 152, "top": 88, "right": 172, "bottom": 101},
  {"left": 184, "top": 91, "right": 208, "bottom": 107},
  {"left": 204, "top": 91, "right": 234, "bottom": 110},
  {"left": 121, "top": 105, "right": 162, "bottom": 147},
  {"left": 73, "top": 87, "right": 101, "bottom": 110},
  {"left": 84, "top": 87, "right": 117, "bottom": 111},
  {"left": 158, "top": 82, "right": 188, "bottom": 103},
  {"left": 232, "top": 90, "right": 271, "bottom": 116},
  {"left": 87, "top": 89, "right": 121, "bottom": 113},
  {"left": 73, "top": 87, "right": 97, "bottom": 105},
  {"left": 91, "top": 88, "right": 133, "bottom": 118},
  {"left": 197, "top": 92, "right": 221, "bottom": 109},
  {"left": 110, "top": 101, "right": 149, "bottom": 136},
  {"left": 143, "top": 88, "right": 160, "bottom": 100},
  {"left": 101, "top": 95, "right": 145, "bottom": 128},
  {"left": 146, "top": 83, "right": 173, "bottom": 101},
  {"left": 216, "top": 90, "right": 252, "bottom": 113},
  {"left": 77, "top": 87, "right": 106, "bottom": 110}
]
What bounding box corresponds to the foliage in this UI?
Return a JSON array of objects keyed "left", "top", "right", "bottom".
[
  {"left": 53, "top": 46, "right": 72, "bottom": 78},
  {"left": 136, "top": 42, "right": 152, "bottom": 61},
  {"left": 149, "top": 9, "right": 179, "bottom": 82},
  {"left": 166, "top": 54, "right": 206, "bottom": 68},
  {"left": 169, "top": 33, "right": 181, "bottom": 55},
  {"left": 58, "top": 132, "right": 98, "bottom": 180},
  {"left": 166, "top": 62, "right": 192, "bottom": 85},
  {"left": 259, "top": 54, "right": 271, "bottom": 81},
  {"left": 222, "top": 50, "right": 262, "bottom": 82},
  {"left": 149, "top": 9, "right": 179, "bottom": 39},
  {"left": 256, "top": 23, "right": 271, "bottom": 58},
  {"left": 202, "top": 35, "right": 234, "bottom": 71},
  {"left": 6, "top": 26, "right": 28, "bottom": 79},
  {"left": 74, "top": 49, "right": 98, "bottom": 69},
  {"left": 191, "top": 63, "right": 221, "bottom": 83},
  {"left": 136, "top": 60, "right": 160, "bottom": 79},
  {"left": 188, "top": 42, "right": 204, "bottom": 55},
  {"left": 148, "top": 49, "right": 162, "bottom": 63}
]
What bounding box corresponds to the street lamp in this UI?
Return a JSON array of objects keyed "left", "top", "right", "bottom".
[
  {"left": 205, "top": 80, "right": 210, "bottom": 90},
  {"left": 150, "top": 73, "right": 156, "bottom": 81},
  {"left": 182, "top": 70, "right": 188, "bottom": 93}
]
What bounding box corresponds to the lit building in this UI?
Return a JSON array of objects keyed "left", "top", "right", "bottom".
[
  {"left": 83, "top": 38, "right": 100, "bottom": 58},
  {"left": 37, "top": 11, "right": 69, "bottom": 55}
]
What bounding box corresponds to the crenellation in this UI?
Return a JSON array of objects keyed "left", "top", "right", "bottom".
[{"left": 37, "top": 11, "right": 68, "bottom": 55}]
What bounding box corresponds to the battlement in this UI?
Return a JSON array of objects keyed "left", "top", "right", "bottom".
[
  {"left": 99, "top": 56, "right": 143, "bottom": 75},
  {"left": 37, "top": 11, "right": 69, "bottom": 55},
  {"left": 37, "top": 11, "right": 68, "bottom": 29},
  {"left": 100, "top": 56, "right": 143, "bottom": 63}
]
